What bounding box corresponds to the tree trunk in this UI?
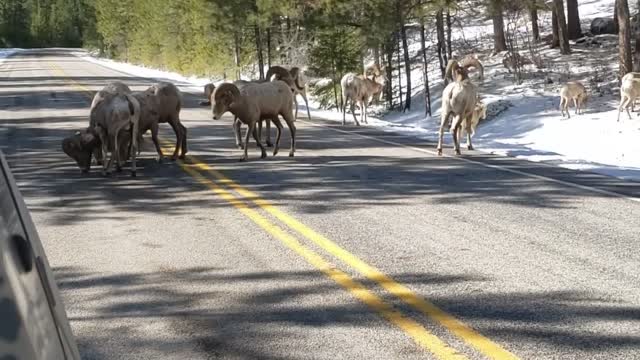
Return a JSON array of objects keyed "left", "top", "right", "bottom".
[
  {"left": 618, "top": 0, "right": 633, "bottom": 77},
  {"left": 374, "top": 45, "right": 381, "bottom": 68},
  {"left": 266, "top": 27, "right": 271, "bottom": 69},
  {"left": 551, "top": 6, "right": 560, "bottom": 48},
  {"left": 420, "top": 22, "right": 432, "bottom": 117},
  {"left": 255, "top": 25, "right": 264, "bottom": 80},
  {"left": 396, "top": 33, "right": 403, "bottom": 111},
  {"left": 566, "top": 0, "right": 582, "bottom": 40},
  {"left": 446, "top": 8, "right": 453, "bottom": 59},
  {"left": 529, "top": 3, "right": 540, "bottom": 41},
  {"left": 555, "top": 0, "right": 571, "bottom": 54},
  {"left": 385, "top": 38, "right": 394, "bottom": 109},
  {"left": 635, "top": 0, "right": 640, "bottom": 71},
  {"left": 436, "top": 9, "right": 447, "bottom": 79},
  {"left": 234, "top": 32, "right": 241, "bottom": 80},
  {"left": 398, "top": 1, "right": 411, "bottom": 112},
  {"left": 492, "top": 0, "right": 507, "bottom": 53}
]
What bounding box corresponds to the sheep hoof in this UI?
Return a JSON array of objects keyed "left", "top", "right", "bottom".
[
  {"left": 157, "top": 157, "right": 164, "bottom": 164},
  {"left": 116, "top": 166, "right": 123, "bottom": 173},
  {"left": 437, "top": 149, "right": 443, "bottom": 156},
  {"left": 179, "top": 154, "right": 186, "bottom": 160},
  {"left": 131, "top": 171, "right": 137, "bottom": 178},
  {"left": 273, "top": 149, "right": 279, "bottom": 156},
  {"left": 261, "top": 151, "right": 267, "bottom": 159},
  {"left": 170, "top": 155, "right": 179, "bottom": 161},
  {"left": 467, "top": 145, "right": 474, "bottom": 150},
  {"left": 237, "top": 144, "right": 244, "bottom": 150},
  {"left": 455, "top": 149, "right": 462, "bottom": 155},
  {"left": 239, "top": 157, "right": 248, "bottom": 162},
  {"left": 289, "top": 152, "right": 295, "bottom": 157},
  {"left": 266, "top": 142, "right": 273, "bottom": 148}
]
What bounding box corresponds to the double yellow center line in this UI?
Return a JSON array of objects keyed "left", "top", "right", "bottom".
[{"left": 48, "top": 59, "right": 519, "bottom": 359}]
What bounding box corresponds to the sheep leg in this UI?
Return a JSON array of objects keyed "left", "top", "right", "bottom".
[
  {"left": 251, "top": 125, "right": 267, "bottom": 159},
  {"left": 271, "top": 116, "right": 284, "bottom": 156},
  {"left": 265, "top": 119, "right": 273, "bottom": 147},
  {"left": 350, "top": 100, "right": 360, "bottom": 126},
  {"left": 150, "top": 122, "right": 164, "bottom": 163},
  {"left": 97, "top": 127, "right": 111, "bottom": 176},
  {"left": 466, "top": 122, "right": 474, "bottom": 150},
  {"left": 559, "top": 97, "right": 566, "bottom": 117},
  {"left": 437, "top": 113, "right": 448, "bottom": 156},
  {"left": 282, "top": 111, "right": 296, "bottom": 157},
  {"left": 573, "top": 98, "right": 579, "bottom": 115},
  {"left": 233, "top": 117, "right": 244, "bottom": 149},
  {"left": 362, "top": 100, "right": 368, "bottom": 124},
  {"left": 451, "top": 114, "right": 463, "bottom": 155},
  {"left": 241, "top": 121, "right": 256, "bottom": 162},
  {"left": 293, "top": 96, "right": 299, "bottom": 122},
  {"left": 179, "top": 122, "right": 187, "bottom": 158},
  {"left": 302, "top": 92, "right": 311, "bottom": 120},
  {"left": 342, "top": 95, "right": 347, "bottom": 126},
  {"left": 167, "top": 121, "right": 181, "bottom": 160}
]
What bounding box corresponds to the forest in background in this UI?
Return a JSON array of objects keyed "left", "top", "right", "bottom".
[{"left": 1, "top": 0, "right": 637, "bottom": 113}]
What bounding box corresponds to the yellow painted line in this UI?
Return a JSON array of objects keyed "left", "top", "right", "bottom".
[
  {"left": 182, "top": 152, "right": 519, "bottom": 360},
  {"left": 173, "top": 156, "right": 467, "bottom": 360}
]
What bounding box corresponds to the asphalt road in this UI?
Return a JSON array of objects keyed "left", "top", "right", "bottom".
[{"left": 2, "top": 49, "right": 640, "bottom": 360}]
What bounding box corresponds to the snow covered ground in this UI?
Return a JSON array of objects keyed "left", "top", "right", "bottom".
[
  {"left": 0, "top": 48, "right": 21, "bottom": 65},
  {"left": 70, "top": 0, "right": 640, "bottom": 181}
]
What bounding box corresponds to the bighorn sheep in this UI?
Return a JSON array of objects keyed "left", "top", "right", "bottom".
[
  {"left": 340, "top": 70, "right": 386, "bottom": 126},
  {"left": 199, "top": 83, "right": 216, "bottom": 106},
  {"left": 437, "top": 60, "right": 478, "bottom": 155},
  {"left": 142, "top": 82, "right": 186, "bottom": 159},
  {"left": 63, "top": 82, "right": 133, "bottom": 173},
  {"left": 363, "top": 64, "right": 386, "bottom": 105},
  {"left": 617, "top": 77, "right": 640, "bottom": 121},
  {"left": 445, "top": 55, "right": 484, "bottom": 82},
  {"left": 94, "top": 93, "right": 141, "bottom": 176},
  {"left": 266, "top": 65, "right": 312, "bottom": 121},
  {"left": 212, "top": 81, "right": 296, "bottom": 161},
  {"left": 559, "top": 81, "right": 587, "bottom": 118}
]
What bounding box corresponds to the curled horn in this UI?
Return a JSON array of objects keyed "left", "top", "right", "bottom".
[
  {"left": 213, "top": 83, "right": 241, "bottom": 102},
  {"left": 204, "top": 83, "right": 215, "bottom": 99},
  {"left": 266, "top": 65, "right": 296, "bottom": 91}
]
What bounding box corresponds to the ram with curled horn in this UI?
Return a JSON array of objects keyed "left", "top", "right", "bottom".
[{"left": 211, "top": 81, "right": 297, "bottom": 161}]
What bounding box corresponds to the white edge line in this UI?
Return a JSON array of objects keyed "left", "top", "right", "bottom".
[{"left": 301, "top": 120, "right": 640, "bottom": 204}]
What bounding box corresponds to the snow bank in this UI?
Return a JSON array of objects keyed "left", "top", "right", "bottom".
[{"left": 0, "top": 48, "right": 22, "bottom": 65}]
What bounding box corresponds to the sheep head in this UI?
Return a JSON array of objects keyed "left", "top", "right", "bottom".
[
  {"left": 212, "top": 83, "right": 240, "bottom": 120},
  {"left": 453, "top": 64, "right": 469, "bottom": 82},
  {"left": 62, "top": 128, "right": 99, "bottom": 173}
]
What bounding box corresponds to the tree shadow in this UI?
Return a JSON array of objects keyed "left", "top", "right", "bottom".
[{"left": 54, "top": 266, "right": 640, "bottom": 359}]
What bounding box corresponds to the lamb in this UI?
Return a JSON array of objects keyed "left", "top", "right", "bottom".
[
  {"left": 340, "top": 71, "right": 386, "bottom": 126},
  {"left": 559, "top": 81, "right": 587, "bottom": 118},
  {"left": 458, "top": 99, "right": 487, "bottom": 151},
  {"left": 437, "top": 60, "right": 478, "bottom": 155},
  {"left": 199, "top": 83, "right": 216, "bottom": 106},
  {"left": 266, "top": 65, "right": 312, "bottom": 121},
  {"left": 212, "top": 81, "right": 296, "bottom": 161},
  {"left": 445, "top": 55, "right": 484, "bottom": 82},
  {"left": 617, "top": 77, "right": 640, "bottom": 121},
  {"left": 93, "top": 93, "right": 141, "bottom": 176}
]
